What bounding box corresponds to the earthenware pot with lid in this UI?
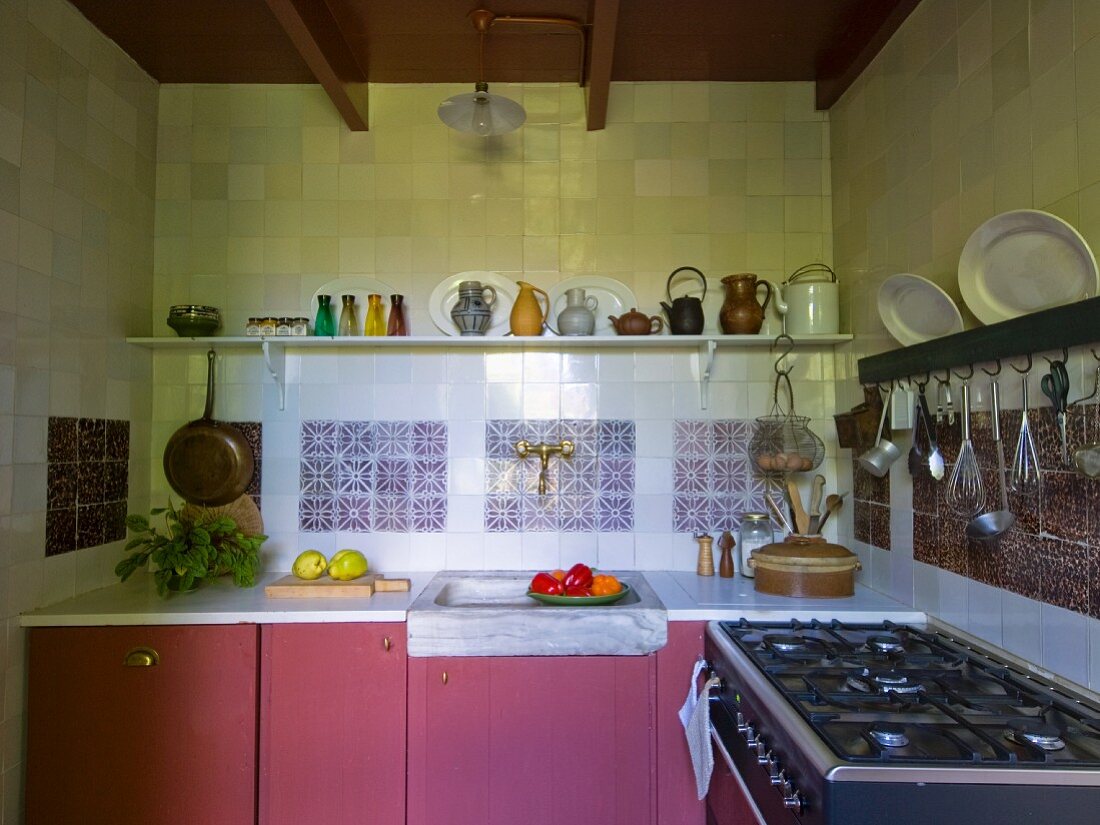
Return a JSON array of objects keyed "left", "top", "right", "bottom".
[{"left": 748, "top": 535, "right": 861, "bottom": 598}]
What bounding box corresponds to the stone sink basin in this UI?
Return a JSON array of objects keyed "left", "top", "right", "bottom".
[{"left": 407, "top": 571, "right": 667, "bottom": 657}]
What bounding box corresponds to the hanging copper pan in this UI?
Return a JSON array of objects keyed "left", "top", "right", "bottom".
[{"left": 163, "top": 350, "right": 254, "bottom": 507}]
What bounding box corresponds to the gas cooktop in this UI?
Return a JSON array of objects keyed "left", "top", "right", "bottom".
[{"left": 718, "top": 619, "right": 1100, "bottom": 767}]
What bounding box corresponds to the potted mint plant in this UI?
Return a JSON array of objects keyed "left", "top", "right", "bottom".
[{"left": 115, "top": 499, "right": 266, "bottom": 596}]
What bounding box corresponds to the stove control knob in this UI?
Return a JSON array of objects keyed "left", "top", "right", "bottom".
[
  {"left": 736, "top": 713, "right": 751, "bottom": 734},
  {"left": 783, "top": 790, "right": 804, "bottom": 813},
  {"left": 741, "top": 723, "right": 755, "bottom": 742},
  {"left": 753, "top": 735, "right": 768, "bottom": 764},
  {"left": 764, "top": 752, "right": 780, "bottom": 782},
  {"left": 771, "top": 768, "right": 786, "bottom": 787}
]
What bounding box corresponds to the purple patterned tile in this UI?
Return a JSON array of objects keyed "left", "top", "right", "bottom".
[
  {"left": 598, "top": 458, "right": 634, "bottom": 494},
  {"left": 598, "top": 420, "right": 635, "bottom": 456},
  {"left": 301, "top": 420, "right": 338, "bottom": 458},
  {"left": 335, "top": 495, "right": 372, "bottom": 532},
  {"left": 710, "top": 496, "right": 740, "bottom": 532},
  {"left": 713, "top": 420, "right": 750, "bottom": 457},
  {"left": 558, "top": 458, "right": 597, "bottom": 494},
  {"left": 675, "top": 420, "right": 711, "bottom": 457},
  {"left": 411, "top": 459, "right": 448, "bottom": 496},
  {"left": 78, "top": 418, "right": 105, "bottom": 463},
  {"left": 673, "top": 495, "right": 709, "bottom": 534},
  {"left": 46, "top": 508, "right": 76, "bottom": 556},
  {"left": 76, "top": 504, "right": 105, "bottom": 549},
  {"left": 47, "top": 417, "right": 78, "bottom": 463},
  {"left": 375, "top": 458, "right": 411, "bottom": 495},
  {"left": 103, "top": 461, "right": 128, "bottom": 502},
  {"left": 47, "top": 463, "right": 76, "bottom": 509},
  {"left": 673, "top": 458, "right": 709, "bottom": 495},
  {"left": 374, "top": 495, "right": 409, "bottom": 532},
  {"left": 710, "top": 457, "right": 742, "bottom": 494},
  {"left": 521, "top": 463, "right": 558, "bottom": 496},
  {"left": 559, "top": 496, "right": 597, "bottom": 532},
  {"left": 598, "top": 495, "right": 634, "bottom": 532},
  {"left": 522, "top": 495, "right": 559, "bottom": 531},
  {"left": 561, "top": 419, "right": 598, "bottom": 455},
  {"left": 300, "top": 458, "right": 337, "bottom": 495},
  {"left": 485, "top": 494, "right": 522, "bottom": 532},
  {"left": 336, "top": 457, "right": 374, "bottom": 494},
  {"left": 375, "top": 421, "right": 413, "bottom": 458},
  {"left": 299, "top": 496, "right": 336, "bottom": 532},
  {"left": 410, "top": 497, "right": 446, "bottom": 532},
  {"left": 337, "top": 421, "right": 372, "bottom": 457},
  {"left": 485, "top": 420, "right": 525, "bottom": 458},
  {"left": 486, "top": 459, "right": 521, "bottom": 494},
  {"left": 411, "top": 421, "right": 447, "bottom": 457}
]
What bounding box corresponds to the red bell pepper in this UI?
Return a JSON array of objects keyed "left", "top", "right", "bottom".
[
  {"left": 565, "top": 584, "right": 593, "bottom": 597},
  {"left": 563, "top": 562, "right": 593, "bottom": 590},
  {"left": 530, "top": 571, "right": 565, "bottom": 595}
]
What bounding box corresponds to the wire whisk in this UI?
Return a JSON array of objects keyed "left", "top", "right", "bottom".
[{"left": 946, "top": 381, "right": 986, "bottom": 516}]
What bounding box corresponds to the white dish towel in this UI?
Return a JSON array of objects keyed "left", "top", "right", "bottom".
[{"left": 679, "top": 658, "right": 721, "bottom": 800}]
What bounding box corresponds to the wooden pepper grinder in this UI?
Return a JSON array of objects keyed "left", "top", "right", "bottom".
[
  {"left": 718, "top": 530, "right": 735, "bottom": 578},
  {"left": 695, "top": 534, "right": 715, "bottom": 576}
]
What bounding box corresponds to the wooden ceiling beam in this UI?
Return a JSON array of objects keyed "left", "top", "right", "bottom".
[
  {"left": 584, "top": 0, "right": 620, "bottom": 131},
  {"left": 263, "top": 0, "right": 370, "bottom": 130}
]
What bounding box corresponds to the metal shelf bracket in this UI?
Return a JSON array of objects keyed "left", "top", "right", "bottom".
[
  {"left": 262, "top": 340, "right": 286, "bottom": 411},
  {"left": 698, "top": 339, "right": 718, "bottom": 409}
]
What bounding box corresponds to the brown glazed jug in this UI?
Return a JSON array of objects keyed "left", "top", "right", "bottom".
[{"left": 719, "top": 273, "right": 772, "bottom": 334}]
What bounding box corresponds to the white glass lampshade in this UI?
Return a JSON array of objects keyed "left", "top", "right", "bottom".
[{"left": 437, "top": 82, "right": 526, "bottom": 136}]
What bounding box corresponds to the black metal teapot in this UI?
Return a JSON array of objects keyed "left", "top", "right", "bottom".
[{"left": 660, "top": 266, "right": 707, "bottom": 335}]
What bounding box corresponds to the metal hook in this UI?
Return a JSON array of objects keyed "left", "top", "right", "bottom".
[
  {"left": 935, "top": 369, "right": 951, "bottom": 386},
  {"left": 980, "top": 359, "right": 1002, "bottom": 377},
  {"left": 1092, "top": 348, "right": 1100, "bottom": 362},
  {"left": 952, "top": 364, "right": 974, "bottom": 381},
  {"left": 914, "top": 371, "right": 930, "bottom": 392},
  {"left": 1044, "top": 347, "right": 1070, "bottom": 367},
  {"left": 1010, "top": 353, "right": 1033, "bottom": 374},
  {"left": 771, "top": 334, "right": 795, "bottom": 377}
]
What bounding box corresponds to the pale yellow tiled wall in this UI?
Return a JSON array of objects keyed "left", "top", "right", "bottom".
[
  {"left": 153, "top": 81, "right": 832, "bottom": 332},
  {"left": 0, "top": 0, "right": 157, "bottom": 820},
  {"left": 831, "top": 0, "right": 1100, "bottom": 392}
]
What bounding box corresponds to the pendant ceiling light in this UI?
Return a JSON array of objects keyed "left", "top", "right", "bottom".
[{"left": 437, "top": 8, "right": 585, "bottom": 137}]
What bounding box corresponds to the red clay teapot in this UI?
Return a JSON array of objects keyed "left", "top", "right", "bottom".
[{"left": 608, "top": 308, "right": 664, "bottom": 336}]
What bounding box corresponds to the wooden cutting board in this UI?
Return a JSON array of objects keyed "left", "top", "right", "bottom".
[{"left": 264, "top": 573, "right": 411, "bottom": 598}]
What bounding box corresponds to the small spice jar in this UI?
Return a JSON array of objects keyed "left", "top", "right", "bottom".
[
  {"left": 245, "top": 318, "right": 261, "bottom": 336},
  {"left": 276, "top": 317, "right": 291, "bottom": 336},
  {"left": 258, "top": 317, "right": 277, "bottom": 336},
  {"left": 291, "top": 317, "right": 310, "bottom": 336}
]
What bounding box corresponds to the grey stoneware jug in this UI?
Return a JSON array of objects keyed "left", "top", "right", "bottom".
[{"left": 660, "top": 266, "right": 707, "bottom": 334}]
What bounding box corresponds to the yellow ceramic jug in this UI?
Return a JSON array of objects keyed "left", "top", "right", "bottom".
[{"left": 509, "top": 281, "right": 549, "bottom": 336}]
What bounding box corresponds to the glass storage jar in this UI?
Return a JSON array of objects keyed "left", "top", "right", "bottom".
[{"left": 737, "top": 512, "right": 773, "bottom": 579}]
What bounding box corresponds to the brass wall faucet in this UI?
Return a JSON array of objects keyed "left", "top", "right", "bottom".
[{"left": 514, "top": 439, "right": 574, "bottom": 495}]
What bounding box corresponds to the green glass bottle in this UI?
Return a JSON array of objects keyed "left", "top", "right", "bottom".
[{"left": 314, "top": 294, "right": 335, "bottom": 336}]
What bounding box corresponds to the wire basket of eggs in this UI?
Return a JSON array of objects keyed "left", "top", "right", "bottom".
[{"left": 747, "top": 338, "right": 825, "bottom": 476}]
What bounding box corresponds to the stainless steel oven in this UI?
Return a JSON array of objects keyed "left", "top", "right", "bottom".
[{"left": 704, "top": 619, "right": 1100, "bottom": 825}]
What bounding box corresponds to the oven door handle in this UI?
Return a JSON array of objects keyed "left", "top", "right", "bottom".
[{"left": 710, "top": 727, "right": 768, "bottom": 825}]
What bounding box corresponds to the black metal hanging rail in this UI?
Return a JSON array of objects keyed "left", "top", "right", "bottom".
[{"left": 857, "top": 296, "right": 1100, "bottom": 385}]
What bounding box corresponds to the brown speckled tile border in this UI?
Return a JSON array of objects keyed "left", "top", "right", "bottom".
[
  {"left": 1040, "top": 537, "right": 1092, "bottom": 615},
  {"left": 46, "top": 416, "right": 130, "bottom": 557}
]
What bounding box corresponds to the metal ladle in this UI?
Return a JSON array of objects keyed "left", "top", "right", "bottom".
[{"left": 966, "top": 373, "right": 1015, "bottom": 540}]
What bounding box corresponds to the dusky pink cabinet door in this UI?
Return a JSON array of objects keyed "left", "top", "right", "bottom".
[
  {"left": 259, "top": 623, "right": 406, "bottom": 825},
  {"left": 407, "top": 657, "right": 492, "bottom": 825},
  {"left": 656, "top": 621, "right": 707, "bottom": 825},
  {"left": 408, "top": 655, "right": 655, "bottom": 825},
  {"left": 26, "top": 625, "right": 258, "bottom": 825}
]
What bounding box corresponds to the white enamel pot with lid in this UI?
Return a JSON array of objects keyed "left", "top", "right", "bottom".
[{"left": 773, "top": 263, "right": 839, "bottom": 335}]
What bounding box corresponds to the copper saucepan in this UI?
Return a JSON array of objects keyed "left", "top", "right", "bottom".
[{"left": 163, "top": 350, "right": 254, "bottom": 507}]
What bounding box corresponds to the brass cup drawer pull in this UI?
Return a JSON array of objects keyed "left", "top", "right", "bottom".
[{"left": 123, "top": 647, "right": 160, "bottom": 667}]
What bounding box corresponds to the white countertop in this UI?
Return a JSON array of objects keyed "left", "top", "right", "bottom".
[{"left": 21, "top": 570, "right": 923, "bottom": 627}]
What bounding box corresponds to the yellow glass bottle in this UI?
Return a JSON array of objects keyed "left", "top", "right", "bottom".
[{"left": 364, "top": 293, "right": 386, "bottom": 336}]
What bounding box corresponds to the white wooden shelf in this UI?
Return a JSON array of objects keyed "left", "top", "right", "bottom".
[{"left": 126, "top": 333, "right": 853, "bottom": 411}]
